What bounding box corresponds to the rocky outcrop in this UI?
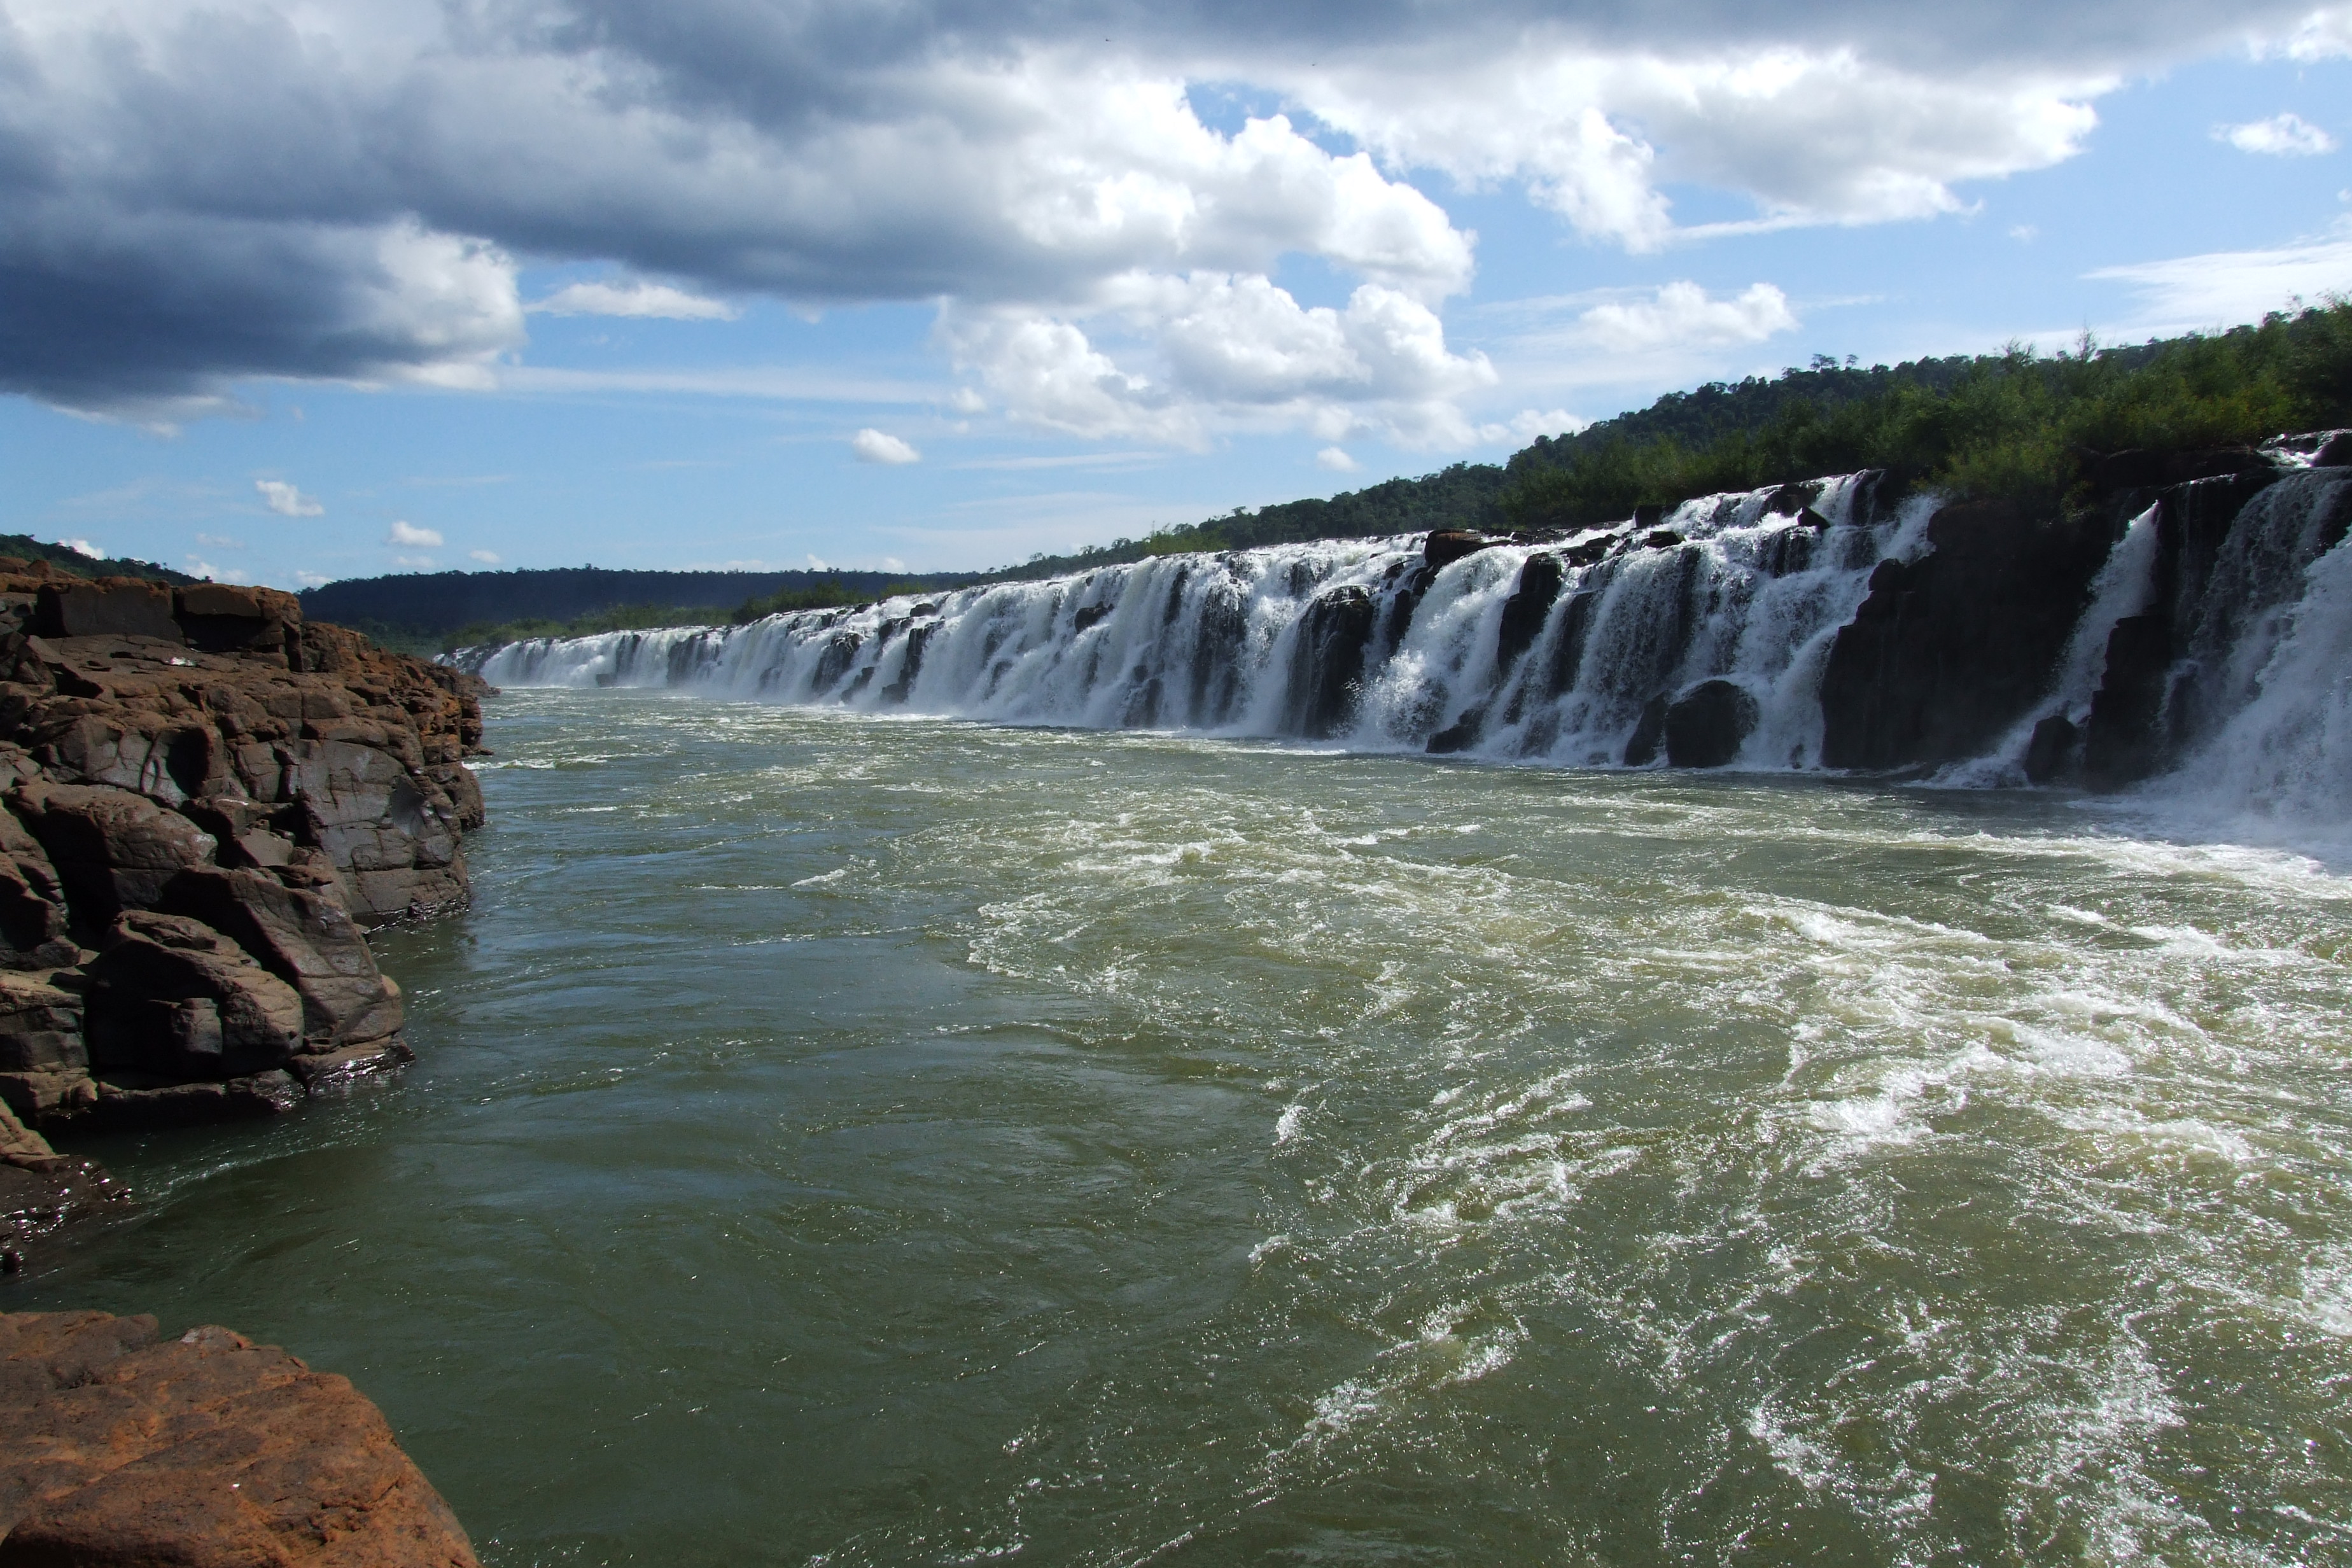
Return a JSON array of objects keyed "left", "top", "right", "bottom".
[
  {"left": 1819, "top": 501, "right": 2115, "bottom": 771},
  {"left": 0, "top": 1103, "right": 128, "bottom": 1275},
  {"left": 0, "top": 1310, "right": 478, "bottom": 1567},
  {"left": 0, "top": 562, "right": 485, "bottom": 1133},
  {"left": 1663, "top": 678, "right": 1760, "bottom": 768},
  {"left": 1285, "top": 584, "right": 1378, "bottom": 739}
]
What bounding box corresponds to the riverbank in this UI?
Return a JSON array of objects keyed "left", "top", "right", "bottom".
[{"left": 0, "top": 563, "right": 487, "bottom": 1143}]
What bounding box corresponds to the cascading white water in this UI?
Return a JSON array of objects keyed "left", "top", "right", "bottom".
[
  {"left": 472, "top": 475, "right": 1931, "bottom": 771},
  {"left": 460, "top": 461, "right": 2352, "bottom": 835},
  {"left": 2136, "top": 467, "right": 2352, "bottom": 847}
]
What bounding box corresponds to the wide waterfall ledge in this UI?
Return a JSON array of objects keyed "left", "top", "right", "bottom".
[{"left": 452, "top": 454, "right": 2352, "bottom": 853}]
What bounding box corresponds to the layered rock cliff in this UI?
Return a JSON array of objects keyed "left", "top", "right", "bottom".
[{"left": 0, "top": 563, "right": 486, "bottom": 1135}]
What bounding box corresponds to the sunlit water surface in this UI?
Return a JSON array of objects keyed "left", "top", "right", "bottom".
[{"left": 16, "top": 690, "right": 2352, "bottom": 1567}]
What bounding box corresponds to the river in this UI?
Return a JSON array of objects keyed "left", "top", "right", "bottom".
[{"left": 15, "top": 688, "right": 2352, "bottom": 1565}]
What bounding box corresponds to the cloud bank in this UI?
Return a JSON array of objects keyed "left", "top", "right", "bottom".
[{"left": 0, "top": 0, "right": 2335, "bottom": 439}]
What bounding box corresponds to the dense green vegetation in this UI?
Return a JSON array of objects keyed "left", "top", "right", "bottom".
[
  {"left": 437, "top": 580, "right": 941, "bottom": 650},
  {"left": 0, "top": 533, "right": 197, "bottom": 585},
  {"left": 1499, "top": 302, "right": 2352, "bottom": 529},
  {"left": 728, "top": 580, "right": 937, "bottom": 623},
  {"left": 970, "top": 463, "right": 1511, "bottom": 582},
  {"left": 440, "top": 602, "right": 729, "bottom": 654},
  {"left": 301, "top": 565, "right": 966, "bottom": 644}
]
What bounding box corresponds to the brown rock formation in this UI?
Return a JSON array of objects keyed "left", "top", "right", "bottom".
[
  {"left": 0, "top": 566, "right": 486, "bottom": 1133},
  {"left": 0, "top": 1103, "right": 127, "bottom": 1275},
  {"left": 0, "top": 1309, "right": 479, "bottom": 1567}
]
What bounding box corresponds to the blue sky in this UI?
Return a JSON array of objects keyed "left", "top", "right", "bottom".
[{"left": 1, "top": 1, "right": 2348, "bottom": 587}]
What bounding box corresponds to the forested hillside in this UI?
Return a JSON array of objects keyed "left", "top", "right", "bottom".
[{"left": 284, "top": 302, "right": 2352, "bottom": 650}]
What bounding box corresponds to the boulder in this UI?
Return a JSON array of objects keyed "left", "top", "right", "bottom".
[
  {"left": 0, "top": 811, "right": 73, "bottom": 970},
  {"left": 2082, "top": 613, "right": 2174, "bottom": 790},
  {"left": 1424, "top": 529, "right": 1496, "bottom": 570},
  {"left": 283, "top": 742, "right": 466, "bottom": 924},
  {"left": 2314, "top": 431, "right": 2352, "bottom": 468},
  {"left": 1425, "top": 706, "right": 1486, "bottom": 755},
  {"left": 173, "top": 582, "right": 299, "bottom": 655},
  {"left": 2022, "top": 713, "right": 2079, "bottom": 785},
  {"left": 83, "top": 912, "right": 304, "bottom": 1081},
  {"left": 0, "top": 1105, "right": 125, "bottom": 1275},
  {"left": 0, "top": 974, "right": 83, "bottom": 1075},
  {"left": 1663, "top": 680, "right": 1760, "bottom": 768},
  {"left": 31, "top": 580, "right": 180, "bottom": 643},
  {"left": 158, "top": 867, "right": 403, "bottom": 1049},
  {"left": 10, "top": 783, "right": 215, "bottom": 937},
  {"left": 0, "top": 1311, "right": 479, "bottom": 1567},
  {"left": 1623, "top": 694, "right": 1669, "bottom": 766},
  {"left": 0, "top": 572, "right": 481, "bottom": 1127}
]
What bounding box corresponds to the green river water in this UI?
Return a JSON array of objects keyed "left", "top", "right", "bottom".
[{"left": 14, "top": 689, "right": 2352, "bottom": 1566}]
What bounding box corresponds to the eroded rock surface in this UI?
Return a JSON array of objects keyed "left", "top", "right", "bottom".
[
  {"left": 0, "top": 561, "right": 486, "bottom": 1132},
  {"left": 0, "top": 1310, "right": 478, "bottom": 1567}
]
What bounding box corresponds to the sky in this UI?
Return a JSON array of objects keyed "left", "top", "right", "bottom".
[{"left": 1, "top": 2, "right": 2349, "bottom": 588}]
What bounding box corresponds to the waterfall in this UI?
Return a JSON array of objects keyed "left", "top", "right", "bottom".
[
  {"left": 454, "top": 458, "right": 2352, "bottom": 834},
  {"left": 2131, "top": 467, "right": 2352, "bottom": 846},
  {"left": 468, "top": 474, "right": 1930, "bottom": 771}
]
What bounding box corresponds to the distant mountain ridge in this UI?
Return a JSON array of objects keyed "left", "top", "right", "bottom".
[{"left": 297, "top": 566, "right": 967, "bottom": 641}]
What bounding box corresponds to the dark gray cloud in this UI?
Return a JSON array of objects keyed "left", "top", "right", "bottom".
[{"left": 0, "top": 0, "right": 2325, "bottom": 416}]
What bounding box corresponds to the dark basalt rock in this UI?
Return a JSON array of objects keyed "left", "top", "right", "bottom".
[
  {"left": 1495, "top": 554, "right": 1564, "bottom": 673},
  {"left": 1424, "top": 529, "right": 1496, "bottom": 570},
  {"left": 0, "top": 564, "right": 483, "bottom": 1131},
  {"left": 1623, "top": 695, "right": 1669, "bottom": 766},
  {"left": 1663, "top": 680, "right": 1760, "bottom": 768},
  {"left": 2313, "top": 431, "right": 2352, "bottom": 468},
  {"left": 0, "top": 1102, "right": 128, "bottom": 1274},
  {"left": 2022, "top": 714, "right": 2079, "bottom": 785},
  {"left": 0, "top": 1310, "right": 480, "bottom": 1566},
  {"left": 1287, "top": 586, "right": 1378, "bottom": 739},
  {"left": 2086, "top": 445, "right": 2278, "bottom": 498},
  {"left": 1426, "top": 707, "right": 1486, "bottom": 755},
  {"left": 1819, "top": 501, "right": 2114, "bottom": 771},
  {"left": 2081, "top": 614, "right": 2174, "bottom": 790}
]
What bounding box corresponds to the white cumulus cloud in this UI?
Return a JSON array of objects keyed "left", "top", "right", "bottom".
[
  {"left": 386, "top": 521, "right": 444, "bottom": 547},
  {"left": 468, "top": 549, "right": 502, "bottom": 564},
  {"left": 255, "top": 479, "right": 323, "bottom": 517},
  {"left": 851, "top": 429, "right": 923, "bottom": 464},
  {"left": 941, "top": 271, "right": 1498, "bottom": 447},
  {"left": 2216, "top": 113, "right": 2340, "bottom": 156},
  {"left": 1316, "top": 446, "right": 1359, "bottom": 472},
  {"left": 529, "top": 281, "right": 741, "bottom": 319},
  {"left": 62, "top": 538, "right": 102, "bottom": 559},
  {"left": 1578, "top": 281, "right": 1800, "bottom": 352}
]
